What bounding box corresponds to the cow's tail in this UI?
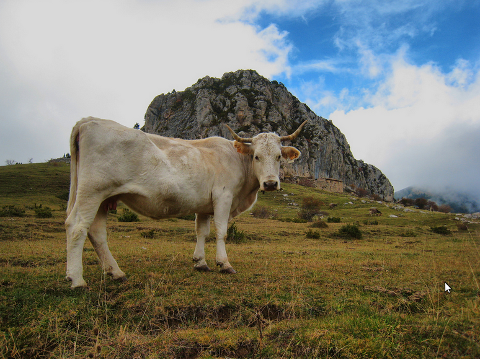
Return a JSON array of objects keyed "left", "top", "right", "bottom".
[{"left": 66, "top": 119, "right": 86, "bottom": 217}]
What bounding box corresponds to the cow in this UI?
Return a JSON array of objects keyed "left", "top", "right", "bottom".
[{"left": 65, "top": 117, "right": 306, "bottom": 288}]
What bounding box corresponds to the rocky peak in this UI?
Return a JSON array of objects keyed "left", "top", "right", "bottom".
[{"left": 144, "top": 69, "right": 394, "bottom": 200}]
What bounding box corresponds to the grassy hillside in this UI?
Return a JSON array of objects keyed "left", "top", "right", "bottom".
[
  {"left": 1, "top": 163, "right": 479, "bottom": 358},
  {"left": 0, "top": 162, "right": 70, "bottom": 207}
]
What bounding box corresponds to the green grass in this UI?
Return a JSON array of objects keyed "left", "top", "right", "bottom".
[{"left": 1, "top": 163, "right": 479, "bottom": 358}]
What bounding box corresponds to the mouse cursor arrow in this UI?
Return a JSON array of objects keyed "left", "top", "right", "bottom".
[{"left": 444, "top": 282, "right": 451, "bottom": 293}]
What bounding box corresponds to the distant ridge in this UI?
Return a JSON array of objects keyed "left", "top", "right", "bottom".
[{"left": 144, "top": 69, "right": 394, "bottom": 200}]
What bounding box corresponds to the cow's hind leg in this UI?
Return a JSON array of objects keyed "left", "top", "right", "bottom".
[
  {"left": 88, "top": 204, "right": 126, "bottom": 282},
  {"left": 65, "top": 204, "right": 96, "bottom": 288},
  {"left": 193, "top": 214, "right": 212, "bottom": 271}
]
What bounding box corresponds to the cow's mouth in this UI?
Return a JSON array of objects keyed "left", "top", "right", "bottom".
[{"left": 262, "top": 180, "right": 278, "bottom": 191}]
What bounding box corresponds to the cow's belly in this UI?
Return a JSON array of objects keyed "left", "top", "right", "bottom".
[{"left": 118, "top": 191, "right": 213, "bottom": 219}]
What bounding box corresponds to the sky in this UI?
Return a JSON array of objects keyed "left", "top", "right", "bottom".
[{"left": 1, "top": 0, "right": 479, "bottom": 199}]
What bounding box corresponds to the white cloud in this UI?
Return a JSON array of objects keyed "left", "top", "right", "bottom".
[
  {"left": 330, "top": 50, "right": 480, "bottom": 191},
  {"left": 0, "top": 0, "right": 294, "bottom": 163},
  {"left": 332, "top": 0, "right": 446, "bottom": 52}
]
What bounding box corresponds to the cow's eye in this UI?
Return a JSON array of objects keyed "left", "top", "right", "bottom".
[
  {"left": 254, "top": 155, "right": 260, "bottom": 161},
  {"left": 276, "top": 155, "right": 281, "bottom": 161}
]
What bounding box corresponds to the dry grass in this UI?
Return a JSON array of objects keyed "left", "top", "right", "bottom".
[{"left": 1, "top": 164, "right": 479, "bottom": 358}]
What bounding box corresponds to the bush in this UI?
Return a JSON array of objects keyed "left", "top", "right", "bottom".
[
  {"left": 400, "top": 230, "right": 417, "bottom": 237},
  {"left": 363, "top": 220, "right": 379, "bottom": 225},
  {"left": 456, "top": 223, "right": 468, "bottom": 231},
  {"left": 430, "top": 226, "right": 451, "bottom": 235},
  {"left": 338, "top": 224, "right": 362, "bottom": 239},
  {"left": 118, "top": 208, "right": 139, "bottom": 222},
  {"left": 355, "top": 187, "right": 369, "bottom": 197},
  {"left": 251, "top": 206, "right": 276, "bottom": 219},
  {"left": 305, "top": 229, "right": 321, "bottom": 239},
  {"left": 414, "top": 198, "right": 428, "bottom": 209},
  {"left": 327, "top": 217, "right": 341, "bottom": 223},
  {"left": 280, "top": 217, "right": 308, "bottom": 223},
  {"left": 35, "top": 206, "right": 53, "bottom": 218},
  {"left": 298, "top": 196, "right": 324, "bottom": 221},
  {"left": 141, "top": 229, "right": 156, "bottom": 239},
  {"left": 226, "top": 222, "right": 245, "bottom": 243},
  {"left": 399, "top": 198, "right": 414, "bottom": 207},
  {"left": 437, "top": 204, "right": 452, "bottom": 213},
  {"left": 310, "top": 220, "right": 328, "bottom": 228},
  {"left": 0, "top": 205, "right": 25, "bottom": 217}
]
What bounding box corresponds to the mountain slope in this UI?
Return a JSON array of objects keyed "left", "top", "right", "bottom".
[{"left": 144, "top": 69, "right": 394, "bottom": 200}]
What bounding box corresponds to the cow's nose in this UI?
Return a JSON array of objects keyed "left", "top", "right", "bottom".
[{"left": 263, "top": 180, "right": 278, "bottom": 191}]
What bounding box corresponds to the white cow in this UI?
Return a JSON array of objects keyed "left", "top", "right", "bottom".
[{"left": 65, "top": 117, "right": 306, "bottom": 288}]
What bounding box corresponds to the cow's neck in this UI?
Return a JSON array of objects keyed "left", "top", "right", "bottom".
[{"left": 241, "top": 154, "right": 260, "bottom": 193}]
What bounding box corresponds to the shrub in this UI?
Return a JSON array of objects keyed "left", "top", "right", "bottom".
[
  {"left": 280, "top": 217, "right": 308, "bottom": 223},
  {"left": 226, "top": 222, "right": 245, "bottom": 243},
  {"left": 0, "top": 206, "right": 25, "bottom": 217},
  {"left": 305, "top": 229, "right": 321, "bottom": 239},
  {"left": 251, "top": 206, "right": 276, "bottom": 219},
  {"left": 363, "top": 220, "right": 379, "bottom": 225},
  {"left": 338, "top": 224, "right": 362, "bottom": 239},
  {"left": 438, "top": 204, "right": 452, "bottom": 213},
  {"left": 310, "top": 220, "right": 328, "bottom": 228},
  {"left": 400, "top": 230, "right": 417, "bottom": 237},
  {"left": 141, "top": 229, "right": 156, "bottom": 239},
  {"left": 414, "top": 198, "right": 428, "bottom": 209},
  {"left": 430, "top": 226, "right": 451, "bottom": 235},
  {"left": 399, "top": 198, "right": 414, "bottom": 207},
  {"left": 298, "top": 196, "right": 324, "bottom": 221},
  {"left": 355, "top": 187, "right": 369, "bottom": 197},
  {"left": 426, "top": 201, "right": 438, "bottom": 211},
  {"left": 456, "top": 223, "right": 468, "bottom": 231},
  {"left": 35, "top": 206, "right": 53, "bottom": 218},
  {"left": 327, "top": 217, "right": 341, "bottom": 223},
  {"left": 118, "top": 208, "right": 139, "bottom": 222}
]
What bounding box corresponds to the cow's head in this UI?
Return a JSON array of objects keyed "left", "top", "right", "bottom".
[{"left": 226, "top": 121, "right": 307, "bottom": 191}]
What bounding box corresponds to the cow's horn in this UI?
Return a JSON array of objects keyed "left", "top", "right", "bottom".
[
  {"left": 280, "top": 120, "right": 308, "bottom": 142},
  {"left": 225, "top": 125, "right": 253, "bottom": 143}
]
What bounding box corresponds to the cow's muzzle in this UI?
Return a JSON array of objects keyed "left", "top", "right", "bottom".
[{"left": 263, "top": 180, "right": 279, "bottom": 192}]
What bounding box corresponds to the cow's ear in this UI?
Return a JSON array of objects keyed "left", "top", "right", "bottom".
[
  {"left": 234, "top": 141, "right": 254, "bottom": 155},
  {"left": 281, "top": 146, "right": 301, "bottom": 161}
]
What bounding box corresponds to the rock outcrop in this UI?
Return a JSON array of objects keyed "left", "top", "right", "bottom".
[{"left": 144, "top": 70, "right": 394, "bottom": 200}]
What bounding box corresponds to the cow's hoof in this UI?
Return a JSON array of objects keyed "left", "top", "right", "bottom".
[
  {"left": 67, "top": 276, "right": 88, "bottom": 289},
  {"left": 108, "top": 270, "right": 127, "bottom": 281},
  {"left": 219, "top": 267, "right": 237, "bottom": 274},
  {"left": 194, "top": 264, "right": 212, "bottom": 272}
]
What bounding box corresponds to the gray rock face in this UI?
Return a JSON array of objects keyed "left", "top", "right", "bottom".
[{"left": 144, "top": 70, "right": 394, "bottom": 200}]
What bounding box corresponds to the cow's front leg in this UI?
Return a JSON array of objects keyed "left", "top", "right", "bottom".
[
  {"left": 213, "top": 199, "right": 236, "bottom": 274},
  {"left": 193, "top": 214, "right": 212, "bottom": 272}
]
